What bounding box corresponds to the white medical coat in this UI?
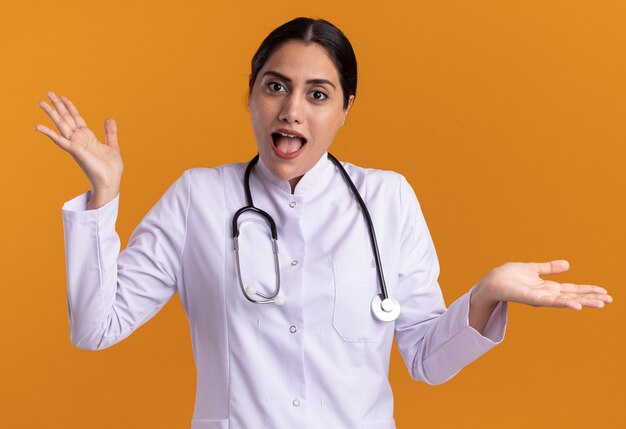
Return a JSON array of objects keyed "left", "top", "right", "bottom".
[{"left": 61, "top": 152, "right": 508, "bottom": 429}]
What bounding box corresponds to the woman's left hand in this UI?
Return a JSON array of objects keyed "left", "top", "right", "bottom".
[{"left": 474, "top": 260, "right": 613, "bottom": 310}]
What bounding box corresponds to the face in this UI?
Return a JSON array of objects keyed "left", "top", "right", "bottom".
[{"left": 248, "top": 40, "right": 355, "bottom": 189}]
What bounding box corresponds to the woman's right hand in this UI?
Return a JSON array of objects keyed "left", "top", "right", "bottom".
[{"left": 35, "top": 91, "right": 124, "bottom": 209}]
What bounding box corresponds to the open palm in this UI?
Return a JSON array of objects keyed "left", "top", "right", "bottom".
[
  {"left": 35, "top": 91, "right": 123, "bottom": 192},
  {"left": 481, "top": 260, "right": 612, "bottom": 310}
]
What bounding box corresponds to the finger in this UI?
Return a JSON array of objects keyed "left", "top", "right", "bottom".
[
  {"left": 38, "top": 99, "right": 73, "bottom": 139},
  {"left": 552, "top": 294, "right": 610, "bottom": 309},
  {"left": 560, "top": 293, "right": 613, "bottom": 304},
  {"left": 550, "top": 296, "right": 583, "bottom": 310},
  {"left": 557, "top": 283, "right": 608, "bottom": 295},
  {"left": 104, "top": 118, "right": 119, "bottom": 149},
  {"left": 581, "top": 293, "right": 612, "bottom": 303},
  {"left": 60, "top": 95, "right": 88, "bottom": 128},
  {"left": 573, "top": 297, "right": 606, "bottom": 308},
  {"left": 532, "top": 260, "right": 569, "bottom": 276},
  {"left": 46, "top": 91, "right": 78, "bottom": 131},
  {"left": 34, "top": 124, "right": 72, "bottom": 151}
]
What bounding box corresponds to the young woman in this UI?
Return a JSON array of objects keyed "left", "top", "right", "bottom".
[{"left": 35, "top": 17, "right": 612, "bottom": 429}]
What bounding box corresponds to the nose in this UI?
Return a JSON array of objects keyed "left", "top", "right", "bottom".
[{"left": 278, "top": 94, "right": 304, "bottom": 124}]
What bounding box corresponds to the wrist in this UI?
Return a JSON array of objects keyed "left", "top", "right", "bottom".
[
  {"left": 471, "top": 281, "right": 501, "bottom": 310},
  {"left": 87, "top": 188, "right": 118, "bottom": 210}
]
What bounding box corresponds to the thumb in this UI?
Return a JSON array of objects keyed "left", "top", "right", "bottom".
[
  {"left": 104, "top": 118, "right": 119, "bottom": 149},
  {"left": 532, "top": 260, "right": 570, "bottom": 276}
]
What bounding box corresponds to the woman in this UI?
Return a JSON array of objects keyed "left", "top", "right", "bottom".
[{"left": 35, "top": 17, "right": 611, "bottom": 429}]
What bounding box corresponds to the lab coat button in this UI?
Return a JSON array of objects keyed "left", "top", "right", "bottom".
[
  {"left": 289, "top": 201, "right": 296, "bottom": 208},
  {"left": 291, "top": 260, "right": 299, "bottom": 266},
  {"left": 289, "top": 325, "right": 297, "bottom": 333},
  {"left": 292, "top": 399, "right": 301, "bottom": 407}
]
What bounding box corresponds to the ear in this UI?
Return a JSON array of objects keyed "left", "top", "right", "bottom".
[{"left": 340, "top": 95, "right": 355, "bottom": 127}]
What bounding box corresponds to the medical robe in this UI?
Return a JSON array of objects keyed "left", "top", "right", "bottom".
[{"left": 61, "top": 152, "right": 508, "bottom": 429}]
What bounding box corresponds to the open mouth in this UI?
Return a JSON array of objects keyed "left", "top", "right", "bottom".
[{"left": 271, "top": 131, "right": 307, "bottom": 159}]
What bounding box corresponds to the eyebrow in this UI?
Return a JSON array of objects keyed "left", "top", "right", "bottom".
[{"left": 262, "top": 70, "right": 337, "bottom": 90}]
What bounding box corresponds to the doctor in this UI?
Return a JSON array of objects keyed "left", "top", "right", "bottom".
[{"left": 36, "top": 17, "right": 612, "bottom": 429}]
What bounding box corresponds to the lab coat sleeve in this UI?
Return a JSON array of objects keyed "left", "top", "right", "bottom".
[
  {"left": 61, "top": 170, "right": 191, "bottom": 350},
  {"left": 394, "top": 175, "right": 508, "bottom": 385}
]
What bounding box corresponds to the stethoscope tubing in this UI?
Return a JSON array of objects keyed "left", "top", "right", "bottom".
[
  {"left": 232, "top": 154, "right": 281, "bottom": 303},
  {"left": 326, "top": 152, "right": 390, "bottom": 304},
  {"left": 232, "top": 153, "right": 391, "bottom": 305}
]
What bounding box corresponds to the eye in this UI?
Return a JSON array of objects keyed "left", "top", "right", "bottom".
[
  {"left": 267, "top": 82, "right": 286, "bottom": 92},
  {"left": 310, "top": 90, "right": 328, "bottom": 101}
]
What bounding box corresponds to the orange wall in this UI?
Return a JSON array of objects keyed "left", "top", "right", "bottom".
[{"left": 2, "top": 0, "right": 624, "bottom": 427}]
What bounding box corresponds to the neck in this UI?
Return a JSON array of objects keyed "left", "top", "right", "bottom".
[{"left": 289, "top": 175, "right": 304, "bottom": 194}]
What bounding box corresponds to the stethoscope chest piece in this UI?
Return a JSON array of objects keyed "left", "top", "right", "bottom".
[{"left": 371, "top": 294, "right": 401, "bottom": 322}]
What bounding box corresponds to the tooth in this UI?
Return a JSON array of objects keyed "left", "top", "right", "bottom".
[{"left": 276, "top": 131, "right": 304, "bottom": 140}]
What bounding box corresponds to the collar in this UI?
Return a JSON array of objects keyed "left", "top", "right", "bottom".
[{"left": 256, "top": 151, "right": 334, "bottom": 196}]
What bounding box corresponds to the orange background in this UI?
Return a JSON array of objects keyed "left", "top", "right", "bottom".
[{"left": 2, "top": 0, "right": 624, "bottom": 427}]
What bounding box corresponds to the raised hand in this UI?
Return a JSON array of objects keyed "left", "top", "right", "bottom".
[
  {"left": 35, "top": 91, "right": 123, "bottom": 209},
  {"left": 474, "top": 260, "right": 613, "bottom": 310}
]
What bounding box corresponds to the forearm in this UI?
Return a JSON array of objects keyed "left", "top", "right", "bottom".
[{"left": 397, "top": 286, "right": 508, "bottom": 385}]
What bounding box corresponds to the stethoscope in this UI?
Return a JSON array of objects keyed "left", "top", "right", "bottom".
[{"left": 232, "top": 153, "right": 401, "bottom": 322}]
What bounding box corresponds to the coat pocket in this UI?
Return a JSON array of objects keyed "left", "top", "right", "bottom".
[{"left": 332, "top": 265, "right": 388, "bottom": 343}]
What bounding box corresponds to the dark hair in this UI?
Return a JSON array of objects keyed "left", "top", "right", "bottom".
[{"left": 248, "top": 17, "right": 357, "bottom": 110}]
